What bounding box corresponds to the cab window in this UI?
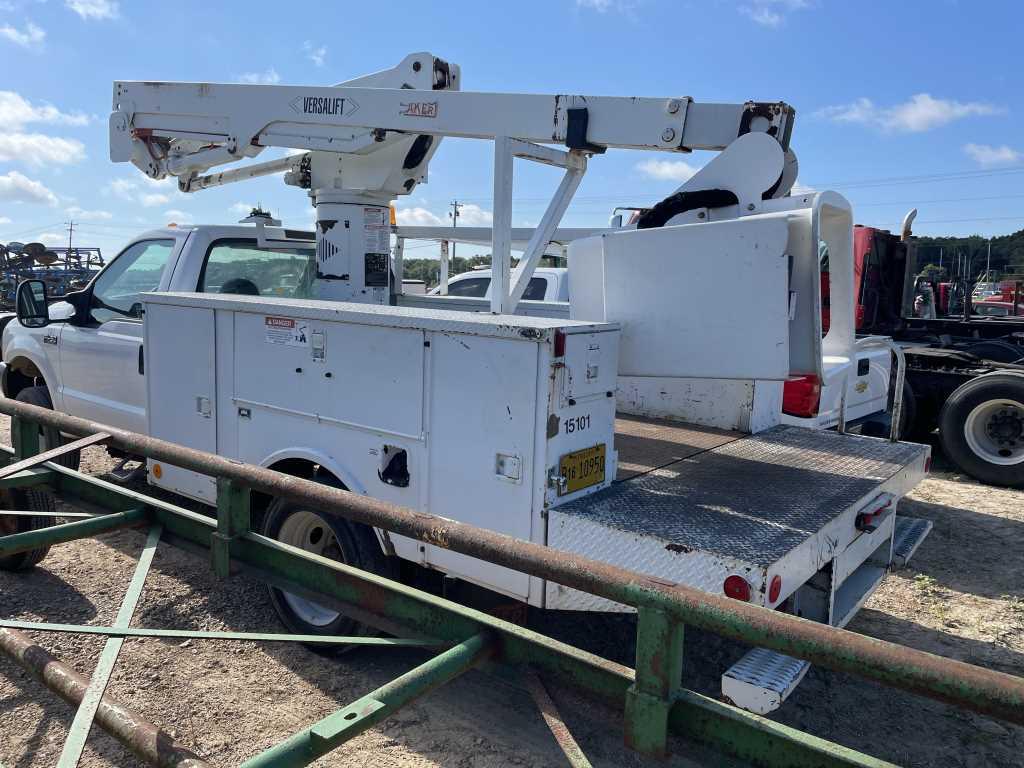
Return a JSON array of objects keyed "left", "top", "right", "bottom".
[
  {"left": 445, "top": 275, "right": 548, "bottom": 299},
  {"left": 446, "top": 276, "right": 490, "bottom": 297},
  {"left": 199, "top": 239, "right": 316, "bottom": 299},
  {"left": 90, "top": 239, "right": 174, "bottom": 324}
]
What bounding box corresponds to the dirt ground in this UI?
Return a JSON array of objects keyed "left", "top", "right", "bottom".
[{"left": 1, "top": 418, "right": 1022, "bottom": 768}]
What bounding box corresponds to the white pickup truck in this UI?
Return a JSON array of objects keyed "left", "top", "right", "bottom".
[{"left": 1, "top": 214, "right": 933, "bottom": 714}]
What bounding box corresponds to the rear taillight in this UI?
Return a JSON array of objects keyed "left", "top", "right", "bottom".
[
  {"left": 782, "top": 374, "right": 821, "bottom": 418},
  {"left": 723, "top": 575, "right": 752, "bottom": 602},
  {"left": 554, "top": 329, "right": 566, "bottom": 358}
]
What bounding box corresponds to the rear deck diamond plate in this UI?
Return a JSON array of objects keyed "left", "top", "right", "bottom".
[
  {"left": 614, "top": 415, "right": 741, "bottom": 480},
  {"left": 558, "top": 425, "right": 928, "bottom": 566}
]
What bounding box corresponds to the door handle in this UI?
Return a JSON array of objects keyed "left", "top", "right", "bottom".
[{"left": 138, "top": 344, "right": 144, "bottom": 375}]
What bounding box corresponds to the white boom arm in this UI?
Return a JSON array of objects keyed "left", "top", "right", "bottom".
[{"left": 110, "top": 52, "right": 795, "bottom": 311}]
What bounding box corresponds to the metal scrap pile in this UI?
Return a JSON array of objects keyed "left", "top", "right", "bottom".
[{"left": 0, "top": 242, "right": 104, "bottom": 308}]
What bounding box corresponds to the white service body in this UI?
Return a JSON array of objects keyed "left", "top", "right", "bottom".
[{"left": 142, "top": 292, "right": 620, "bottom": 605}]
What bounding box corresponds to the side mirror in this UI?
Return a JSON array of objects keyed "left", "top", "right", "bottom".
[{"left": 16, "top": 280, "right": 49, "bottom": 328}]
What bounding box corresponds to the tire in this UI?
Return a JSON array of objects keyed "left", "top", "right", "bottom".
[
  {"left": 14, "top": 386, "right": 80, "bottom": 470},
  {"left": 939, "top": 372, "right": 1024, "bottom": 488},
  {"left": 0, "top": 487, "right": 57, "bottom": 570},
  {"left": 261, "top": 476, "right": 390, "bottom": 644}
]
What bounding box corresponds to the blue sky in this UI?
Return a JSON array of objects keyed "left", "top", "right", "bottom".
[{"left": 1, "top": 0, "right": 1023, "bottom": 260}]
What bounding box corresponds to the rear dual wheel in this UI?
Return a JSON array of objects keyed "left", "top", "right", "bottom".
[{"left": 261, "top": 481, "right": 391, "bottom": 642}]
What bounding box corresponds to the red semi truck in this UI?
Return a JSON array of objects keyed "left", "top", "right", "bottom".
[{"left": 843, "top": 214, "right": 1024, "bottom": 487}]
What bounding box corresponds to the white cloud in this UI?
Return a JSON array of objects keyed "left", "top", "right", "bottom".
[
  {"left": 0, "top": 21, "right": 44, "bottom": 50},
  {"left": 106, "top": 176, "right": 180, "bottom": 206},
  {"left": 575, "top": 0, "right": 637, "bottom": 11},
  {"left": 457, "top": 203, "right": 492, "bottom": 226},
  {"left": 65, "top": 205, "right": 112, "bottom": 221},
  {"left": 0, "top": 19, "right": 45, "bottom": 49},
  {"left": 395, "top": 206, "right": 444, "bottom": 226},
  {"left": 141, "top": 192, "right": 171, "bottom": 207},
  {"left": 303, "top": 41, "right": 327, "bottom": 67},
  {"left": 636, "top": 158, "right": 699, "bottom": 182},
  {"left": 963, "top": 143, "right": 1021, "bottom": 168},
  {"left": 815, "top": 94, "right": 1002, "bottom": 133},
  {"left": 790, "top": 180, "right": 814, "bottom": 195},
  {"left": 740, "top": 0, "right": 810, "bottom": 28},
  {"left": 0, "top": 133, "right": 85, "bottom": 166},
  {"left": 0, "top": 91, "right": 90, "bottom": 129},
  {"left": 163, "top": 209, "right": 192, "bottom": 222},
  {"left": 106, "top": 178, "right": 135, "bottom": 200},
  {"left": 0, "top": 216, "right": 11, "bottom": 226},
  {"left": 0, "top": 170, "right": 58, "bottom": 205},
  {"left": 65, "top": 0, "right": 119, "bottom": 20},
  {"left": 38, "top": 232, "right": 64, "bottom": 246},
  {"left": 238, "top": 68, "right": 281, "bottom": 85}
]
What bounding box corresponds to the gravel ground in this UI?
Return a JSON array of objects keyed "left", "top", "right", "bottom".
[{"left": 1, "top": 419, "right": 1021, "bottom": 767}]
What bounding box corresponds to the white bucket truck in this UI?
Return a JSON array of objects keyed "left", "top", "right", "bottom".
[{"left": 1, "top": 53, "right": 932, "bottom": 712}]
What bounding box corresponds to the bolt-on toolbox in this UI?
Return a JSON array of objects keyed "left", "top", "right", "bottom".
[{"left": 143, "top": 292, "right": 621, "bottom": 602}]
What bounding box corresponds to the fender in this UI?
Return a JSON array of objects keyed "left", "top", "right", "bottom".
[
  {"left": 258, "top": 446, "right": 396, "bottom": 555},
  {"left": 1, "top": 328, "right": 62, "bottom": 407},
  {"left": 259, "top": 445, "right": 366, "bottom": 495}
]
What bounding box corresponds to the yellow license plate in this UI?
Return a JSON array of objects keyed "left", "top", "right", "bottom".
[{"left": 559, "top": 444, "right": 606, "bottom": 495}]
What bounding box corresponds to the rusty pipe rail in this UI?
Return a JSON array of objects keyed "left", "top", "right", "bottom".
[
  {"left": 0, "top": 626, "right": 210, "bottom": 768},
  {"left": 2, "top": 397, "right": 1023, "bottom": 725}
]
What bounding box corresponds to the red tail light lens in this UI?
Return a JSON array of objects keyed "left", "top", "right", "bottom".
[
  {"left": 554, "top": 329, "right": 566, "bottom": 358},
  {"left": 723, "top": 575, "right": 752, "bottom": 602},
  {"left": 768, "top": 574, "right": 782, "bottom": 604},
  {"left": 782, "top": 374, "right": 822, "bottom": 418}
]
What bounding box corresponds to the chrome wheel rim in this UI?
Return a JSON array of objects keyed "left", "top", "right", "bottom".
[
  {"left": 963, "top": 399, "right": 1024, "bottom": 466},
  {"left": 277, "top": 509, "right": 342, "bottom": 626}
]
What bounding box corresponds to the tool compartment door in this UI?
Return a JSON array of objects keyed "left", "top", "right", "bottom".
[
  {"left": 144, "top": 303, "right": 217, "bottom": 503},
  {"left": 424, "top": 331, "right": 539, "bottom": 599}
]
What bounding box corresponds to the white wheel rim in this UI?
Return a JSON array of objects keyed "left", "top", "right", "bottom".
[
  {"left": 963, "top": 398, "right": 1024, "bottom": 466},
  {"left": 276, "top": 510, "right": 341, "bottom": 626}
]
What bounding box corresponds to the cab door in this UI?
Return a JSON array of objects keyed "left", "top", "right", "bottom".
[{"left": 57, "top": 239, "right": 176, "bottom": 433}]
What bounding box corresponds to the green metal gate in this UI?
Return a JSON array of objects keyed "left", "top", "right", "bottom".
[{"left": 1, "top": 398, "right": 1021, "bottom": 767}]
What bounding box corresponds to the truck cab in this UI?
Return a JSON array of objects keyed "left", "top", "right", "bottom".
[
  {"left": 429, "top": 267, "right": 569, "bottom": 302},
  {"left": 1, "top": 224, "right": 316, "bottom": 434}
]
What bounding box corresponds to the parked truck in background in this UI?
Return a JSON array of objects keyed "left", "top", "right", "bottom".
[{"left": 847, "top": 214, "right": 1024, "bottom": 487}]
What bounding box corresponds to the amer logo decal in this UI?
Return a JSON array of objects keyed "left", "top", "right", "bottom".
[
  {"left": 290, "top": 95, "right": 359, "bottom": 117},
  {"left": 400, "top": 101, "right": 438, "bottom": 118}
]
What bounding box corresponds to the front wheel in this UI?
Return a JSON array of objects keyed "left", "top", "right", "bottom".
[
  {"left": 939, "top": 373, "right": 1024, "bottom": 488},
  {"left": 13, "top": 385, "right": 80, "bottom": 470},
  {"left": 262, "top": 487, "right": 390, "bottom": 642}
]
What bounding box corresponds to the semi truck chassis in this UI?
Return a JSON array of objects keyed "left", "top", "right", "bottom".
[{"left": 1, "top": 398, "right": 1022, "bottom": 768}]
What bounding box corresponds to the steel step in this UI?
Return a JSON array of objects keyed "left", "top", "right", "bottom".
[
  {"left": 892, "top": 515, "right": 932, "bottom": 568},
  {"left": 721, "top": 647, "right": 811, "bottom": 714}
]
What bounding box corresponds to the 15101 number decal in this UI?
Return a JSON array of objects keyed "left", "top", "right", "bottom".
[{"left": 563, "top": 414, "right": 590, "bottom": 434}]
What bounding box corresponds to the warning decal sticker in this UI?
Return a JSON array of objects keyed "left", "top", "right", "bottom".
[{"left": 265, "top": 316, "right": 309, "bottom": 347}]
